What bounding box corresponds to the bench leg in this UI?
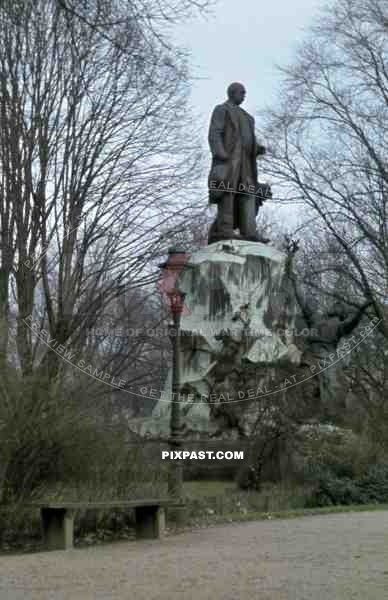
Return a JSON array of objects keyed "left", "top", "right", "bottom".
[
  {"left": 135, "top": 506, "right": 165, "bottom": 540},
  {"left": 41, "top": 508, "right": 74, "bottom": 550}
]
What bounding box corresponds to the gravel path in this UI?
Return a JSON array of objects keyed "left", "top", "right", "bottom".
[{"left": 1, "top": 510, "right": 388, "bottom": 599}]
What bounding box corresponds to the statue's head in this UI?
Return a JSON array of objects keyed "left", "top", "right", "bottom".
[
  {"left": 327, "top": 301, "right": 346, "bottom": 321},
  {"left": 227, "top": 82, "right": 246, "bottom": 105}
]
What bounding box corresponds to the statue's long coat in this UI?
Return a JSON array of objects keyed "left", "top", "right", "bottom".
[{"left": 208, "top": 101, "right": 259, "bottom": 204}]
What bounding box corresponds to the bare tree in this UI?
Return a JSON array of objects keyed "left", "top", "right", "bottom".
[
  {"left": 0, "top": 0, "right": 209, "bottom": 379},
  {"left": 0, "top": 0, "right": 213, "bottom": 500},
  {"left": 261, "top": 0, "right": 388, "bottom": 338}
]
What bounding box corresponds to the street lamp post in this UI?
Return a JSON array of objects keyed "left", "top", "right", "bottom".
[
  {"left": 167, "top": 288, "right": 186, "bottom": 499},
  {"left": 157, "top": 248, "right": 188, "bottom": 502}
]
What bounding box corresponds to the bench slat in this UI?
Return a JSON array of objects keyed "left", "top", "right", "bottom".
[{"left": 30, "top": 499, "right": 183, "bottom": 510}]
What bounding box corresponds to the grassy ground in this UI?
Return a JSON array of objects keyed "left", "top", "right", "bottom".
[
  {"left": 184, "top": 480, "right": 237, "bottom": 498},
  {"left": 183, "top": 479, "right": 311, "bottom": 513},
  {"left": 179, "top": 479, "right": 388, "bottom": 530}
]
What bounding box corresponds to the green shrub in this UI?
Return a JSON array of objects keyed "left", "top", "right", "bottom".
[
  {"left": 306, "top": 463, "right": 388, "bottom": 508},
  {"left": 298, "top": 427, "right": 363, "bottom": 480},
  {"left": 306, "top": 471, "right": 362, "bottom": 507},
  {"left": 0, "top": 368, "right": 168, "bottom": 505},
  {"left": 357, "top": 464, "right": 388, "bottom": 503},
  {"left": 287, "top": 426, "right": 388, "bottom": 508}
]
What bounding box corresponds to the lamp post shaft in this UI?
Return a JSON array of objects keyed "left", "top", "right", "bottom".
[
  {"left": 168, "top": 310, "right": 183, "bottom": 498},
  {"left": 157, "top": 248, "right": 187, "bottom": 505}
]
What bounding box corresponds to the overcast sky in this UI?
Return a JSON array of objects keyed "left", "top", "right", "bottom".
[
  {"left": 174, "top": 0, "right": 324, "bottom": 127},
  {"left": 173, "top": 0, "right": 324, "bottom": 233}
]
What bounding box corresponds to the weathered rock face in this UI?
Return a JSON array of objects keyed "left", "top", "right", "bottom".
[{"left": 147, "top": 240, "right": 301, "bottom": 438}]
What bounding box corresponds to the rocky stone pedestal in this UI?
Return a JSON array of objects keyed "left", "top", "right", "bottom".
[{"left": 148, "top": 240, "right": 301, "bottom": 438}]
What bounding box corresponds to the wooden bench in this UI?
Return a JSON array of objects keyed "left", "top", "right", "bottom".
[{"left": 31, "top": 499, "right": 183, "bottom": 551}]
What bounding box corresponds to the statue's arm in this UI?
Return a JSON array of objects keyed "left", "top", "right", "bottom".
[
  {"left": 339, "top": 300, "right": 373, "bottom": 337},
  {"left": 208, "top": 105, "right": 228, "bottom": 160},
  {"left": 250, "top": 117, "right": 266, "bottom": 156}
]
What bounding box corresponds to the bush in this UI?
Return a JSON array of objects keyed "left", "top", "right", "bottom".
[
  {"left": 357, "top": 464, "right": 388, "bottom": 503},
  {"left": 306, "top": 463, "right": 388, "bottom": 508},
  {"left": 298, "top": 426, "right": 365, "bottom": 480},
  {"left": 306, "top": 471, "right": 362, "bottom": 507},
  {"left": 285, "top": 426, "right": 388, "bottom": 508},
  {"left": 0, "top": 369, "right": 168, "bottom": 505}
]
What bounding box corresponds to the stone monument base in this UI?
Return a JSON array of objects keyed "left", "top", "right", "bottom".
[{"left": 147, "top": 240, "right": 301, "bottom": 438}]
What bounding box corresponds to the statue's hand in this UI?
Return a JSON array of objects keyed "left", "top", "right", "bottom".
[
  {"left": 256, "top": 143, "right": 266, "bottom": 156},
  {"left": 215, "top": 149, "right": 229, "bottom": 161},
  {"left": 215, "top": 151, "right": 229, "bottom": 162}
]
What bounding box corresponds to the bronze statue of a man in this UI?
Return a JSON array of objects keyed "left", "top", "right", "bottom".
[{"left": 207, "top": 82, "right": 271, "bottom": 244}]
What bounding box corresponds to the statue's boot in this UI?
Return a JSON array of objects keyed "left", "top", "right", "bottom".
[
  {"left": 208, "top": 194, "right": 236, "bottom": 244},
  {"left": 238, "top": 196, "right": 270, "bottom": 243}
]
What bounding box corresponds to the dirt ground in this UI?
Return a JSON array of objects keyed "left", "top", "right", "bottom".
[{"left": 1, "top": 510, "right": 388, "bottom": 599}]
